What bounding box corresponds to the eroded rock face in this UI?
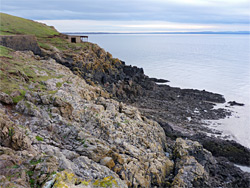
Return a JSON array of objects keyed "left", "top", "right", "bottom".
[{"left": 0, "top": 51, "right": 172, "bottom": 187}]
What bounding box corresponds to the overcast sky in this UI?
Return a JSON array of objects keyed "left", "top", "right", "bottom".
[{"left": 1, "top": 0, "right": 250, "bottom": 32}]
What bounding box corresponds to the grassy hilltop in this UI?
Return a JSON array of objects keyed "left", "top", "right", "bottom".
[
  {"left": 0, "top": 12, "right": 90, "bottom": 51},
  {"left": 0, "top": 13, "right": 59, "bottom": 37}
]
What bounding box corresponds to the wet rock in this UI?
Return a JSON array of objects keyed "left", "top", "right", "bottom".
[
  {"left": 192, "top": 133, "right": 250, "bottom": 166},
  {"left": 228, "top": 101, "right": 244, "bottom": 106},
  {"left": 149, "top": 77, "right": 169, "bottom": 83}
]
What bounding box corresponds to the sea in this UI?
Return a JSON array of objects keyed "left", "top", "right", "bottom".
[{"left": 85, "top": 34, "right": 250, "bottom": 149}]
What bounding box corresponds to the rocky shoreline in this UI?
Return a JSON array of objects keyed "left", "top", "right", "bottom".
[
  {"left": 52, "top": 48, "right": 250, "bottom": 166},
  {"left": 45, "top": 40, "right": 250, "bottom": 183},
  {"left": 0, "top": 13, "right": 249, "bottom": 187}
]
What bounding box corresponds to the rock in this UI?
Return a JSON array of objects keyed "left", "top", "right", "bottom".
[
  {"left": 192, "top": 133, "right": 250, "bottom": 166},
  {"left": 77, "top": 131, "right": 85, "bottom": 140},
  {"left": 172, "top": 138, "right": 209, "bottom": 187},
  {"left": 228, "top": 101, "right": 244, "bottom": 106},
  {"left": 16, "top": 100, "right": 41, "bottom": 117},
  {"left": 0, "top": 92, "right": 13, "bottom": 104},
  {"left": 172, "top": 138, "right": 250, "bottom": 187},
  {"left": 45, "top": 170, "right": 127, "bottom": 188},
  {"left": 149, "top": 77, "right": 169, "bottom": 83},
  {"left": 40, "top": 95, "right": 52, "bottom": 105},
  {"left": 33, "top": 156, "right": 59, "bottom": 185},
  {"left": 0, "top": 146, "right": 35, "bottom": 188},
  {"left": 0, "top": 109, "right": 32, "bottom": 151},
  {"left": 62, "top": 149, "right": 80, "bottom": 160},
  {"left": 53, "top": 96, "right": 73, "bottom": 119},
  {"left": 172, "top": 156, "right": 209, "bottom": 188},
  {"left": 100, "top": 157, "right": 115, "bottom": 169}
]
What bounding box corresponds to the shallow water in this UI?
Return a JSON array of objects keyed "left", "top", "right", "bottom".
[
  {"left": 87, "top": 34, "right": 250, "bottom": 148},
  {"left": 235, "top": 164, "right": 250, "bottom": 173}
]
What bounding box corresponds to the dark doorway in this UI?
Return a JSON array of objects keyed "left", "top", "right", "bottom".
[{"left": 71, "top": 37, "right": 76, "bottom": 43}]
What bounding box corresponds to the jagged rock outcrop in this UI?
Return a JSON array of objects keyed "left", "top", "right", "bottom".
[
  {"left": 172, "top": 138, "right": 250, "bottom": 188},
  {"left": 0, "top": 51, "right": 173, "bottom": 187}
]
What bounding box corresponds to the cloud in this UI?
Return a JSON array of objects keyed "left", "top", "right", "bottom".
[
  {"left": 38, "top": 20, "right": 250, "bottom": 32},
  {"left": 1, "top": 0, "right": 249, "bottom": 31}
]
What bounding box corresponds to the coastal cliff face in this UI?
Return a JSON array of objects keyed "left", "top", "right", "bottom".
[
  {"left": 0, "top": 51, "right": 171, "bottom": 187},
  {"left": 0, "top": 13, "right": 250, "bottom": 188},
  {"left": 1, "top": 50, "right": 248, "bottom": 188}
]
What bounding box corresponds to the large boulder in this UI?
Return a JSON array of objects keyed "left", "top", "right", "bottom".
[{"left": 172, "top": 138, "right": 250, "bottom": 188}]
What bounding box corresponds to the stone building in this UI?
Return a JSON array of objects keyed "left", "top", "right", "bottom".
[{"left": 66, "top": 35, "right": 88, "bottom": 43}]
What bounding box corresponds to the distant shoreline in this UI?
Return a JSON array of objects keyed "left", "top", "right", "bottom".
[{"left": 63, "top": 31, "right": 250, "bottom": 35}]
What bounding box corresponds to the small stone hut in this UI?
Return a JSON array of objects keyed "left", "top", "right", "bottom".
[{"left": 66, "top": 35, "right": 88, "bottom": 43}]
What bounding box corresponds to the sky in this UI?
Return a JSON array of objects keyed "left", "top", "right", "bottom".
[{"left": 1, "top": 0, "right": 250, "bottom": 32}]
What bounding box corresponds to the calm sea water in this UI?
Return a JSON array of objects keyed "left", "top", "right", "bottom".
[{"left": 87, "top": 34, "right": 250, "bottom": 148}]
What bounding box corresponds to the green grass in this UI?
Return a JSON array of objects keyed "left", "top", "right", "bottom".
[
  {"left": 27, "top": 170, "right": 34, "bottom": 176},
  {"left": 0, "top": 13, "right": 59, "bottom": 37},
  {"left": 12, "top": 164, "right": 20, "bottom": 169},
  {"left": 30, "top": 159, "right": 42, "bottom": 165},
  {"left": 8, "top": 127, "right": 15, "bottom": 137},
  {"left": 12, "top": 89, "right": 26, "bottom": 104},
  {"left": 36, "top": 136, "right": 44, "bottom": 141},
  {"left": 29, "top": 179, "right": 35, "bottom": 188},
  {"left": 0, "top": 45, "right": 13, "bottom": 58},
  {"left": 38, "top": 36, "right": 90, "bottom": 51},
  {"left": 56, "top": 82, "right": 63, "bottom": 88}
]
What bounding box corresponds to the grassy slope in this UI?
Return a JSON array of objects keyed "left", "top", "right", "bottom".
[
  {"left": 0, "top": 13, "right": 59, "bottom": 37},
  {"left": 0, "top": 45, "right": 13, "bottom": 58},
  {"left": 0, "top": 45, "right": 63, "bottom": 103},
  {"left": 0, "top": 13, "right": 98, "bottom": 102},
  {"left": 0, "top": 13, "right": 78, "bottom": 103}
]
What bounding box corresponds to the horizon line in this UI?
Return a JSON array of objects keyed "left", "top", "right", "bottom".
[{"left": 63, "top": 31, "right": 250, "bottom": 35}]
